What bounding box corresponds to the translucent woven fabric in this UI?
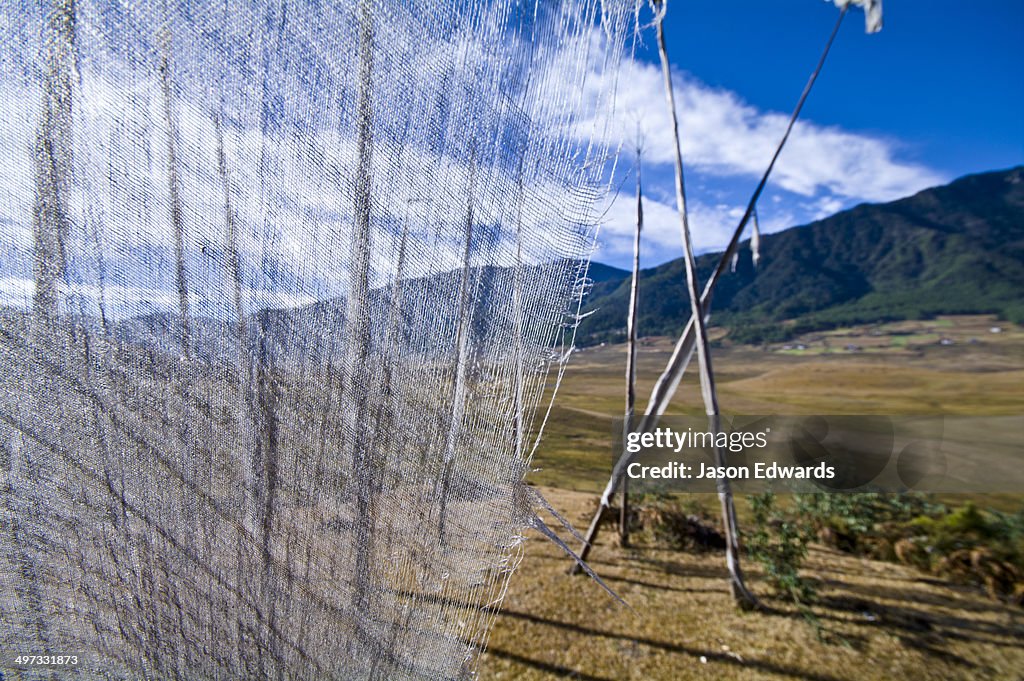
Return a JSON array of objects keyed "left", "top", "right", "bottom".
[{"left": 0, "top": 1, "right": 634, "bottom": 678}]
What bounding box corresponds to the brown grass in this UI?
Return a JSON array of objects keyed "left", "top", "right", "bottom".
[
  {"left": 531, "top": 316, "right": 1024, "bottom": 491},
  {"left": 479, "top": 316, "right": 1024, "bottom": 679},
  {"left": 479, "top": 487, "right": 1024, "bottom": 680}
]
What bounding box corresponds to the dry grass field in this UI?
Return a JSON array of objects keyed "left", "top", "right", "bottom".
[
  {"left": 528, "top": 315, "right": 1024, "bottom": 492},
  {"left": 478, "top": 315, "right": 1024, "bottom": 680},
  {"left": 479, "top": 487, "right": 1024, "bottom": 681}
]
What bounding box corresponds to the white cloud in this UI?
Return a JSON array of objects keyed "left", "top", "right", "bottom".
[
  {"left": 596, "top": 191, "right": 750, "bottom": 261},
  {"left": 566, "top": 35, "right": 950, "bottom": 266},
  {"left": 570, "top": 49, "right": 945, "bottom": 204}
]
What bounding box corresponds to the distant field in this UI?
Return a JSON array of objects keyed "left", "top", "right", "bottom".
[
  {"left": 528, "top": 315, "right": 1024, "bottom": 492},
  {"left": 478, "top": 315, "right": 1024, "bottom": 680}
]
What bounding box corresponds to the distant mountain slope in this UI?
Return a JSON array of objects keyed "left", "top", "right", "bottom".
[
  {"left": 578, "top": 167, "right": 1024, "bottom": 346},
  {"left": 584, "top": 261, "right": 630, "bottom": 284}
]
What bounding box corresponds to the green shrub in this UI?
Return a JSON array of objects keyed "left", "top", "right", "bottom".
[
  {"left": 794, "top": 496, "right": 1023, "bottom": 603},
  {"left": 904, "top": 503, "right": 1024, "bottom": 598},
  {"left": 793, "top": 492, "right": 944, "bottom": 555},
  {"left": 746, "top": 492, "right": 814, "bottom": 603}
]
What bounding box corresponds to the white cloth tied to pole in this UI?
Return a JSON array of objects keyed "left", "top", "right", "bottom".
[{"left": 832, "top": 0, "right": 883, "bottom": 33}]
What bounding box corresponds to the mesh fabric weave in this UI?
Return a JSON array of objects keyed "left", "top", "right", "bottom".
[{"left": 0, "top": 0, "right": 634, "bottom": 678}]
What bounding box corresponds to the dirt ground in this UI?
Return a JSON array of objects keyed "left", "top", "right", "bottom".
[
  {"left": 477, "top": 487, "right": 1024, "bottom": 681},
  {"left": 478, "top": 317, "right": 1024, "bottom": 679}
]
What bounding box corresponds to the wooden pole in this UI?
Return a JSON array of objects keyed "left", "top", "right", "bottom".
[
  {"left": 348, "top": 0, "right": 377, "bottom": 612},
  {"left": 32, "top": 0, "right": 75, "bottom": 325},
  {"left": 570, "top": 6, "right": 848, "bottom": 586},
  {"left": 619, "top": 143, "right": 643, "bottom": 547},
  {"left": 651, "top": 3, "right": 757, "bottom": 607}
]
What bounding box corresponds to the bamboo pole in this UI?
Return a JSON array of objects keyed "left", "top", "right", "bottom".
[
  {"left": 620, "top": 144, "right": 643, "bottom": 547},
  {"left": 650, "top": 2, "right": 756, "bottom": 606},
  {"left": 348, "top": 0, "right": 377, "bottom": 613},
  {"left": 214, "top": 114, "right": 246, "bottom": 342},
  {"left": 32, "top": 0, "right": 75, "bottom": 324},
  {"left": 571, "top": 6, "right": 848, "bottom": 593},
  {"left": 437, "top": 173, "right": 475, "bottom": 547},
  {"left": 20, "top": 0, "right": 76, "bottom": 648},
  {"left": 158, "top": 33, "right": 192, "bottom": 358}
]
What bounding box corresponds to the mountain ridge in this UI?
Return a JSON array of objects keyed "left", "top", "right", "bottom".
[{"left": 577, "top": 166, "right": 1024, "bottom": 346}]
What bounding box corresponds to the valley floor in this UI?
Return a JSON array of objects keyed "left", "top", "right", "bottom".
[
  {"left": 478, "top": 487, "right": 1024, "bottom": 681},
  {"left": 478, "top": 316, "right": 1024, "bottom": 679}
]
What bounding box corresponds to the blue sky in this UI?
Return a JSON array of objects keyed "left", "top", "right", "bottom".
[{"left": 591, "top": 0, "right": 1024, "bottom": 269}]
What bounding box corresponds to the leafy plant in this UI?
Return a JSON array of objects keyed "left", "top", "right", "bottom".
[
  {"left": 746, "top": 492, "right": 814, "bottom": 604},
  {"left": 795, "top": 495, "right": 1023, "bottom": 604},
  {"left": 793, "top": 492, "right": 944, "bottom": 553}
]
